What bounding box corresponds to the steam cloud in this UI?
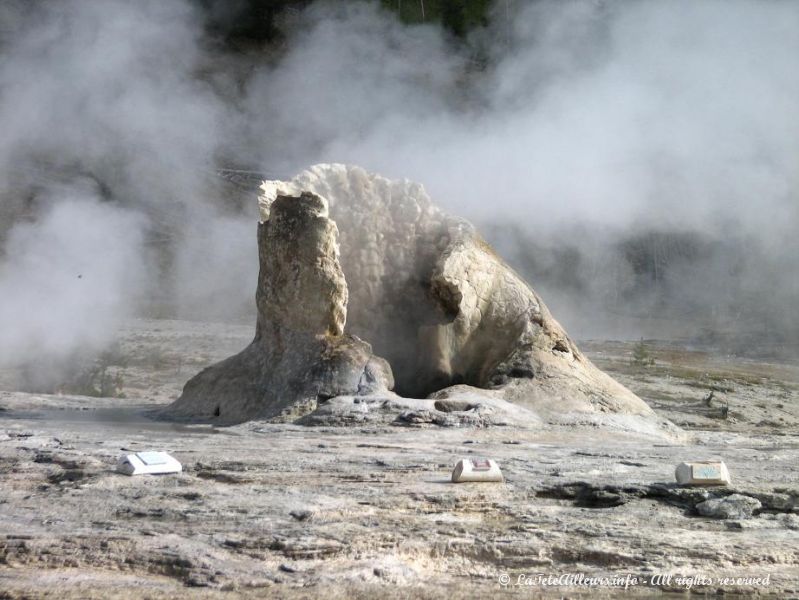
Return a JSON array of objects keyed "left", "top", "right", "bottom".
[
  {"left": 0, "top": 0, "right": 797, "bottom": 371},
  {"left": 0, "top": 190, "right": 147, "bottom": 365}
]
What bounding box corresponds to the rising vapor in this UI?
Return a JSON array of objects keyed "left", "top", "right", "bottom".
[{"left": 0, "top": 0, "right": 797, "bottom": 372}]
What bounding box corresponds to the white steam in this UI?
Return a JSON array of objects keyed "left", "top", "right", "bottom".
[
  {"left": 0, "top": 0, "right": 254, "bottom": 367},
  {"left": 0, "top": 190, "right": 147, "bottom": 365},
  {"left": 256, "top": 1, "right": 798, "bottom": 237},
  {"left": 248, "top": 1, "right": 798, "bottom": 339},
  {"left": 0, "top": 0, "right": 797, "bottom": 370}
]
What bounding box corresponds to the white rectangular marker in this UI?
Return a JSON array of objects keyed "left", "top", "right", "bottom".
[
  {"left": 117, "top": 451, "right": 182, "bottom": 476},
  {"left": 451, "top": 458, "right": 503, "bottom": 483},
  {"left": 675, "top": 461, "right": 730, "bottom": 486}
]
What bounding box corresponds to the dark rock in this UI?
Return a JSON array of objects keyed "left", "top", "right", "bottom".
[{"left": 696, "top": 494, "right": 762, "bottom": 519}]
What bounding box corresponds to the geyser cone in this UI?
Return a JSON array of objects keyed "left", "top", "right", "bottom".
[{"left": 167, "top": 164, "right": 666, "bottom": 429}]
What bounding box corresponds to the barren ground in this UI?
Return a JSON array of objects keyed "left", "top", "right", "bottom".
[{"left": 1, "top": 319, "right": 798, "bottom": 598}]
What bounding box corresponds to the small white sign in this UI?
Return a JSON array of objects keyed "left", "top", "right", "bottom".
[
  {"left": 451, "top": 458, "right": 504, "bottom": 483},
  {"left": 117, "top": 451, "right": 182, "bottom": 476},
  {"left": 675, "top": 461, "right": 730, "bottom": 486}
]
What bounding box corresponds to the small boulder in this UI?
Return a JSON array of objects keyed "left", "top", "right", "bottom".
[{"left": 696, "top": 494, "right": 761, "bottom": 519}]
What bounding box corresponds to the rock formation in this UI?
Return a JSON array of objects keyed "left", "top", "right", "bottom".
[
  {"left": 168, "top": 164, "right": 671, "bottom": 431},
  {"left": 167, "top": 190, "right": 393, "bottom": 423}
]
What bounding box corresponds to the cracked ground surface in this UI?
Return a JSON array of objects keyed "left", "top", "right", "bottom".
[{"left": 1, "top": 319, "right": 798, "bottom": 598}]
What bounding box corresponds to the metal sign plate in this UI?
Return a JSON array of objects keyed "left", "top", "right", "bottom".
[
  {"left": 692, "top": 464, "right": 722, "bottom": 480},
  {"left": 136, "top": 451, "right": 170, "bottom": 466}
]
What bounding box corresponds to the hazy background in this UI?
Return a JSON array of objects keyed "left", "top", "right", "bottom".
[{"left": 0, "top": 0, "right": 797, "bottom": 376}]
